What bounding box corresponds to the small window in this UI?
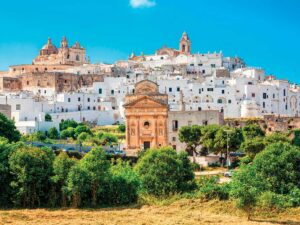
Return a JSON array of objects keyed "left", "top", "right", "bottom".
[
  {"left": 199, "top": 89, "right": 201, "bottom": 94},
  {"left": 111, "top": 90, "right": 114, "bottom": 95},
  {"left": 211, "top": 64, "right": 216, "bottom": 68},
  {"left": 68, "top": 98, "right": 71, "bottom": 102},
  {"left": 228, "top": 100, "right": 232, "bottom": 104},
  {"left": 172, "top": 120, "right": 178, "bottom": 131},
  {"left": 263, "top": 102, "right": 265, "bottom": 108},
  {"left": 177, "top": 87, "right": 180, "bottom": 92},
  {"left": 16, "top": 104, "right": 21, "bottom": 110},
  {"left": 172, "top": 137, "right": 176, "bottom": 141},
  {"left": 144, "top": 121, "right": 150, "bottom": 129},
  {"left": 78, "top": 97, "right": 81, "bottom": 102},
  {"left": 221, "top": 90, "right": 225, "bottom": 94},
  {"left": 207, "top": 88, "right": 214, "bottom": 91},
  {"left": 99, "top": 88, "right": 102, "bottom": 94},
  {"left": 252, "top": 93, "right": 255, "bottom": 97},
  {"left": 169, "top": 87, "right": 172, "bottom": 92},
  {"left": 263, "top": 93, "right": 267, "bottom": 99},
  {"left": 76, "top": 55, "right": 80, "bottom": 61},
  {"left": 87, "top": 98, "right": 90, "bottom": 102}
]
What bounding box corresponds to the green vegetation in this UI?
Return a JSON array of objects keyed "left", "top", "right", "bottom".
[
  {"left": 0, "top": 113, "right": 21, "bottom": 142},
  {"left": 0, "top": 118, "right": 299, "bottom": 223}
]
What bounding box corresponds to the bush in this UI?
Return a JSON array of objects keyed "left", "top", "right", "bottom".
[
  {"left": 254, "top": 142, "right": 300, "bottom": 194},
  {"left": 45, "top": 113, "right": 52, "bottom": 122},
  {"left": 48, "top": 127, "right": 59, "bottom": 139},
  {"left": 104, "top": 160, "right": 140, "bottom": 205},
  {"left": 59, "top": 119, "right": 78, "bottom": 131},
  {"left": 135, "top": 147, "right": 196, "bottom": 197},
  {"left": 60, "top": 127, "right": 75, "bottom": 139},
  {"left": 74, "top": 125, "right": 92, "bottom": 138},
  {"left": 257, "top": 191, "right": 291, "bottom": 209},
  {"left": 118, "top": 124, "right": 126, "bottom": 133},
  {"left": 197, "top": 176, "right": 229, "bottom": 200}
]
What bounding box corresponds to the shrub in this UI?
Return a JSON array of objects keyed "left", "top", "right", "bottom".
[
  {"left": 45, "top": 113, "right": 52, "bottom": 122},
  {"left": 257, "top": 191, "right": 291, "bottom": 209},
  {"left": 197, "top": 176, "right": 229, "bottom": 200},
  {"left": 118, "top": 124, "right": 126, "bottom": 133},
  {"left": 48, "top": 127, "right": 59, "bottom": 139},
  {"left": 59, "top": 119, "right": 78, "bottom": 131},
  {"left": 60, "top": 127, "right": 75, "bottom": 139},
  {"left": 135, "top": 147, "right": 196, "bottom": 197},
  {"left": 104, "top": 160, "right": 140, "bottom": 205},
  {"left": 74, "top": 125, "right": 92, "bottom": 137}
]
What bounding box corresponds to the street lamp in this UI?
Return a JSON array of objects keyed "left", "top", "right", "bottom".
[{"left": 224, "top": 129, "right": 232, "bottom": 170}]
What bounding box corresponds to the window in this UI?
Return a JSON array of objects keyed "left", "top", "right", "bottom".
[
  {"left": 198, "top": 63, "right": 203, "bottom": 66},
  {"left": 93, "top": 106, "right": 96, "bottom": 110},
  {"left": 144, "top": 121, "right": 150, "bottom": 129},
  {"left": 16, "top": 104, "right": 21, "bottom": 110},
  {"left": 177, "top": 87, "right": 180, "bottom": 92},
  {"left": 169, "top": 87, "right": 172, "bottom": 92},
  {"left": 202, "top": 120, "right": 208, "bottom": 125},
  {"left": 283, "top": 89, "right": 286, "bottom": 96},
  {"left": 76, "top": 55, "right": 80, "bottom": 61},
  {"left": 26, "top": 81, "right": 29, "bottom": 85},
  {"left": 78, "top": 97, "right": 81, "bottom": 102},
  {"left": 172, "top": 137, "right": 176, "bottom": 141},
  {"left": 263, "top": 93, "right": 267, "bottom": 99},
  {"left": 111, "top": 90, "right": 114, "bottom": 95},
  {"left": 87, "top": 106, "right": 90, "bottom": 110},
  {"left": 199, "top": 89, "right": 201, "bottom": 94},
  {"left": 228, "top": 100, "right": 232, "bottom": 104},
  {"left": 198, "top": 107, "right": 202, "bottom": 111},
  {"left": 207, "top": 88, "right": 214, "bottom": 91},
  {"left": 217, "top": 99, "right": 223, "bottom": 104},
  {"left": 263, "top": 102, "right": 265, "bottom": 108},
  {"left": 273, "top": 94, "right": 275, "bottom": 98},
  {"left": 87, "top": 98, "right": 90, "bottom": 102},
  {"left": 172, "top": 120, "right": 178, "bottom": 131},
  {"left": 252, "top": 93, "right": 255, "bottom": 97},
  {"left": 202, "top": 70, "right": 205, "bottom": 74},
  {"left": 221, "top": 90, "right": 225, "bottom": 94},
  {"left": 211, "top": 64, "right": 216, "bottom": 68},
  {"left": 190, "top": 63, "right": 194, "bottom": 66}
]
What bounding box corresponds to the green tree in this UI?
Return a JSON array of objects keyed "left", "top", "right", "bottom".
[
  {"left": 254, "top": 142, "right": 300, "bottom": 194},
  {"left": 51, "top": 152, "right": 77, "bottom": 207},
  {"left": 59, "top": 119, "right": 78, "bottom": 131},
  {"left": 242, "top": 124, "right": 265, "bottom": 140},
  {"left": 118, "top": 124, "right": 126, "bottom": 133},
  {"left": 230, "top": 164, "right": 268, "bottom": 220},
  {"left": 45, "top": 113, "right": 52, "bottom": 122},
  {"left": 9, "top": 146, "right": 54, "bottom": 207},
  {"left": 99, "top": 132, "right": 118, "bottom": 146},
  {"left": 0, "top": 137, "right": 15, "bottom": 207},
  {"left": 135, "top": 146, "right": 195, "bottom": 197},
  {"left": 60, "top": 127, "right": 75, "bottom": 139},
  {"left": 0, "top": 113, "right": 21, "bottom": 142},
  {"left": 48, "top": 127, "right": 59, "bottom": 139},
  {"left": 201, "top": 125, "right": 220, "bottom": 154},
  {"left": 76, "top": 132, "right": 90, "bottom": 144},
  {"left": 178, "top": 125, "right": 202, "bottom": 156},
  {"left": 264, "top": 132, "right": 290, "bottom": 145},
  {"left": 74, "top": 125, "right": 92, "bottom": 137},
  {"left": 67, "top": 147, "right": 110, "bottom": 207},
  {"left": 292, "top": 129, "right": 300, "bottom": 147},
  {"left": 240, "top": 137, "right": 265, "bottom": 159},
  {"left": 214, "top": 127, "right": 243, "bottom": 165},
  {"left": 106, "top": 159, "right": 140, "bottom": 205}
]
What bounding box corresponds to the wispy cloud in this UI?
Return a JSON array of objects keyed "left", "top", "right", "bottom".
[{"left": 130, "top": 0, "right": 156, "bottom": 8}]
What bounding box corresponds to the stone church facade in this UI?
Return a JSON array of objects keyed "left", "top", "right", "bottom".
[{"left": 124, "top": 80, "right": 224, "bottom": 155}]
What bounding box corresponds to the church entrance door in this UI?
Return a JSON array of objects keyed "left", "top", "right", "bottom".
[{"left": 143, "top": 141, "right": 150, "bottom": 150}]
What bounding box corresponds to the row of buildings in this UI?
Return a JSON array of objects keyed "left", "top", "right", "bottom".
[{"left": 0, "top": 32, "right": 299, "bottom": 154}]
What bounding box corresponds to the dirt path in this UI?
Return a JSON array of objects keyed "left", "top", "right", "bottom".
[{"left": 0, "top": 200, "right": 299, "bottom": 225}]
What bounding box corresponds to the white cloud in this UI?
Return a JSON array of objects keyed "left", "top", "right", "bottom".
[{"left": 130, "top": 0, "right": 156, "bottom": 8}]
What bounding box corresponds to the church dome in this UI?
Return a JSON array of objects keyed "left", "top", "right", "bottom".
[{"left": 40, "top": 38, "right": 58, "bottom": 55}]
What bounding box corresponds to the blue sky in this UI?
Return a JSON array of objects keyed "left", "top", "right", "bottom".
[{"left": 0, "top": 0, "right": 299, "bottom": 82}]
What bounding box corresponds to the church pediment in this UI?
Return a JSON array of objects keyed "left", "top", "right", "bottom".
[{"left": 124, "top": 96, "right": 167, "bottom": 108}]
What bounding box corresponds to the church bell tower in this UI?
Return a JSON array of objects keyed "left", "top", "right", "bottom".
[{"left": 179, "top": 32, "right": 191, "bottom": 55}]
